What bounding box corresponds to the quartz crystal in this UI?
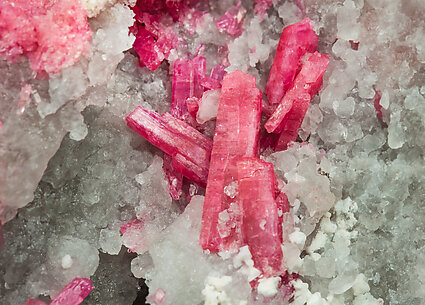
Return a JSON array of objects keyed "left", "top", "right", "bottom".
[
  {"left": 264, "top": 18, "right": 318, "bottom": 105},
  {"left": 126, "top": 106, "right": 212, "bottom": 187},
  {"left": 200, "top": 70, "right": 262, "bottom": 252}
]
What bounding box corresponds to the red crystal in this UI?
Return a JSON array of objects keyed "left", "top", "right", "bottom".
[
  {"left": 49, "top": 278, "right": 93, "bottom": 305},
  {"left": 216, "top": 1, "right": 245, "bottom": 37},
  {"left": 237, "top": 157, "right": 283, "bottom": 277},
  {"left": 200, "top": 70, "right": 262, "bottom": 252},
  {"left": 271, "top": 52, "right": 330, "bottom": 151},
  {"left": 264, "top": 18, "right": 318, "bottom": 105},
  {"left": 373, "top": 90, "right": 384, "bottom": 120},
  {"left": 186, "top": 97, "right": 200, "bottom": 117},
  {"left": 201, "top": 64, "right": 226, "bottom": 90},
  {"left": 25, "top": 300, "right": 47, "bottom": 305},
  {"left": 126, "top": 107, "right": 212, "bottom": 187},
  {"left": 171, "top": 57, "right": 206, "bottom": 123}
]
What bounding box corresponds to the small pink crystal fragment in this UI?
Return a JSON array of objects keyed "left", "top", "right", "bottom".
[
  {"left": 25, "top": 300, "right": 47, "bottom": 305},
  {"left": 186, "top": 97, "right": 200, "bottom": 117},
  {"left": 265, "top": 18, "right": 318, "bottom": 105},
  {"left": 237, "top": 157, "right": 283, "bottom": 276},
  {"left": 374, "top": 90, "right": 384, "bottom": 120},
  {"left": 201, "top": 64, "right": 226, "bottom": 90},
  {"left": 126, "top": 107, "right": 212, "bottom": 187},
  {"left": 200, "top": 70, "right": 262, "bottom": 252},
  {"left": 254, "top": 0, "right": 273, "bottom": 18},
  {"left": 272, "top": 52, "right": 330, "bottom": 151},
  {"left": 163, "top": 154, "right": 183, "bottom": 200},
  {"left": 216, "top": 1, "right": 245, "bottom": 37},
  {"left": 153, "top": 288, "right": 166, "bottom": 304},
  {"left": 49, "top": 278, "right": 93, "bottom": 305},
  {"left": 171, "top": 57, "right": 206, "bottom": 123},
  {"left": 0, "top": 0, "right": 91, "bottom": 74}
]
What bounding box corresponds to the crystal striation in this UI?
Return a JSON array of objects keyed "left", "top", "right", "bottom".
[
  {"left": 200, "top": 70, "right": 262, "bottom": 252},
  {"left": 126, "top": 106, "right": 212, "bottom": 187},
  {"left": 264, "top": 18, "right": 318, "bottom": 105}
]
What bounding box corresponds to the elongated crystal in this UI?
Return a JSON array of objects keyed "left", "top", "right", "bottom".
[
  {"left": 126, "top": 107, "right": 212, "bottom": 187},
  {"left": 237, "top": 157, "right": 283, "bottom": 277},
  {"left": 49, "top": 278, "right": 93, "bottom": 305},
  {"left": 271, "top": 52, "right": 330, "bottom": 151},
  {"left": 264, "top": 18, "right": 318, "bottom": 105},
  {"left": 200, "top": 70, "right": 262, "bottom": 252}
]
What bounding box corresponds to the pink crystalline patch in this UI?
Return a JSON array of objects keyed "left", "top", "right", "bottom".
[
  {"left": 49, "top": 278, "right": 93, "bottom": 305},
  {"left": 373, "top": 90, "right": 384, "bottom": 120},
  {"left": 0, "top": 0, "right": 91, "bottom": 74},
  {"left": 253, "top": 0, "right": 273, "bottom": 19},
  {"left": 120, "top": 218, "right": 146, "bottom": 253},
  {"left": 216, "top": 1, "right": 245, "bottom": 37}
]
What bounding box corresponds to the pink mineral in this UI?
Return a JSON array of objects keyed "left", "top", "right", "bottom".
[
  {"left": 153, "top": 288, "right": 166, "bottom": 304},
  {"left": 25, "top": 300, "right": 47, "bottom": 305},
  {"left": 254, "top": 0, "right": 274, "bottom": 19},
  {"left": 264, "top": 18, "right": 318, "bottom": 105},
  {"left": 0, "top": 0, "right": 91, "bottom": 74},
  {"left": 200, "top": 70, "right": 262, "bottom": 252},
  {"left": 126, "top": 107, "right": 212, "bottom": 187},
  {"left": 374, "top": 90, "right": 384, "bottom": 120},
  {"left": 49, "top": 278, "right": 93, "bottom": 305},
  {"left": 216, "top": 1, "right": 245, "bottom": 37},
  {"left": 171, "top": 57, "right": 206, "bottom": 123},
  {"left": 237, "top": 157, "right": 283, "bottom": 277},
  {"left": 271, "top": 52, "right": 330, "bottom": 151}
]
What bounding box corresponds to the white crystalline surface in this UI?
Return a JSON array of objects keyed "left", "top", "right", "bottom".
[{"left": 0, "top": 0, "right": 424, "bottom": 305}]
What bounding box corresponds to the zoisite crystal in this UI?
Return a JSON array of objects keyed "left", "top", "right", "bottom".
[
  {"left": 200, "top": 70, "right": 262, "bottom": 252},
  {"left": 264, "top": 18, "right": 318, "bottom": 105},
  {"left": 237, "top": 157, "right": 283, "bottom": 277},
  {"left": 126, "top": 106, "right": 212, "bottom": 187}
]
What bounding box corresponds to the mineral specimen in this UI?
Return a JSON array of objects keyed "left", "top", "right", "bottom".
[
  {"left": 126, "top": 106, "right": 212, "bottom": 187},
  {"left": 49, "top": 278, "right": 93, "bottom": 305},
  {"left": 216, "top": 1, "right": 245, "bottom": 37},
  {"left": 264, "top": 18, "right": 318, "bottom": 105},
  {"left": 200, "top": 70, "right": 262, "bottom": 252}
]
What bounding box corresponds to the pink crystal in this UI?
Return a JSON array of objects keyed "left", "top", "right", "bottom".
[
  {"left": 265, "top": 52, "right": 329, "bottom": 134},
  {"left": 126, "top": 107, "right": 212, "bottom": 187},
  {"left": 171, "top": 57, "right": 206, "bottom": 123},
  {"left": 237, "top": 157, "right": 283, "bottom": 277},
  {"left": 216, "top": 1, "right": 245, "bottom": 37},
  {"left": 186, "top": 97, "right": 200, "bottom": 117},
  {"left": 271, "top": 52, "right": 330, "bottom": 151},
  {"left": 264, "top": 18, "right": 318, "bottom": 105},
  {"left": 200, "top": 70, "right": 262, "bottom": 252},
  {"left": 25, "top": 300, "right": 47, "bottom": 305},
  {"left": 374, "top": 90, "right": 384, "bottom": 120},
  {"left": 162, "top": 154, "right": 184, "bottom": 200},
  {"left": 49, "top": 278, "right": 93, "bottom": 305},
  {"left": 201, "top": 64, "right": 226, "bottom": 90},
  {"left": 254, "top": 0, "right": 274, "bottom": 19},
  {"left": 0, "top": 0, "right": 91, "bottom": 74},
  {"left": 153, "top": 288, "right": 166, "bottom": 304}
]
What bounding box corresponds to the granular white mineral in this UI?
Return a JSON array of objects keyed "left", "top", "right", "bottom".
[{"left": 1, "top": 0, "right": 424, "bottom": 304}]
